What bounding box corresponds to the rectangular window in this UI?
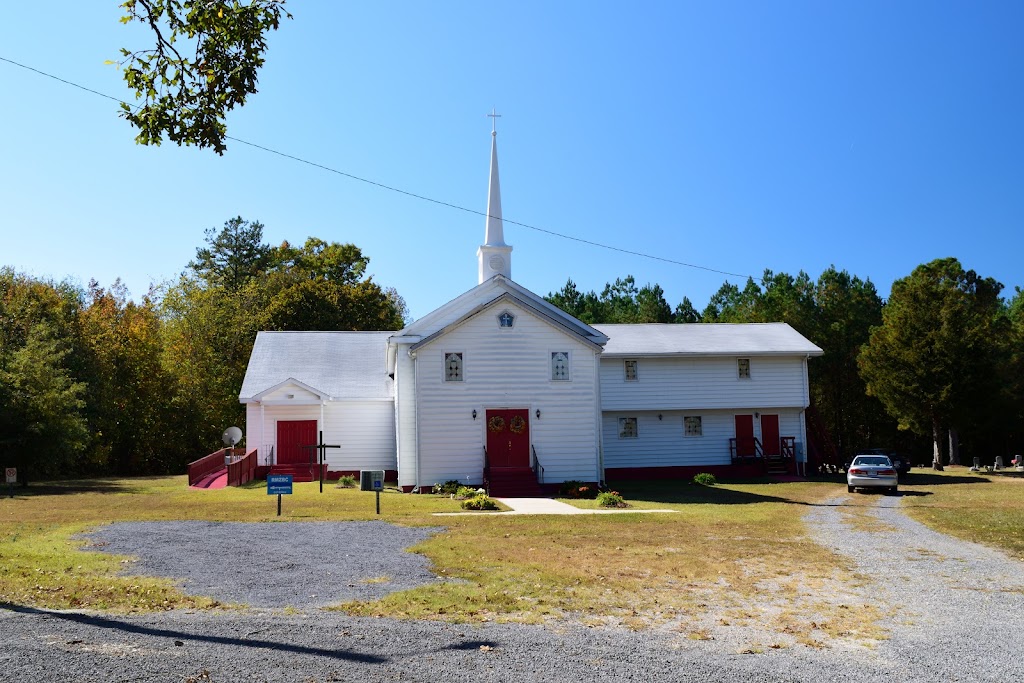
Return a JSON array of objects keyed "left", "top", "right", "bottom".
[
  {"left": 624, "top": 359, "right": 638, "bottom": 381},
  {"left": 444, "top": 352, "right": 463, "bottom": 382},
  {"left": 737, "top": 358, "right": 751, "bottom": 379},
  {"left": 684, "top": 416, "right": 703, "bottom": 437},
  {"left": 551, "top": 351, "right": 571, "bottom": 381},
  {"left": 618, "top": 417, "right": 638, "bottom": 439}
]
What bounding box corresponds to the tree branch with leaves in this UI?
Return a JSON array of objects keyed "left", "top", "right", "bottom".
[{"left": 117, "top": 0, "right": 290, "bottom": 154}]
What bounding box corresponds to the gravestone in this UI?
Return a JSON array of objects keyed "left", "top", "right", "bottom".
[{"left": 994, "top": 456, "right": 1004, "bottom": 470}]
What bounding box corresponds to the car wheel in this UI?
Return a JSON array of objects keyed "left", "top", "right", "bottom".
[
  {"left": 889, "top": 487, "right": 898, "bottom": 495},
  {"left": 847, "top": 485, "right": 854, "bottom": 493}
]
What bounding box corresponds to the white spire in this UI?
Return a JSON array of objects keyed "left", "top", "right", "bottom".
[{"left": 477, "top": 109, "right": 512, "bottom": 283}]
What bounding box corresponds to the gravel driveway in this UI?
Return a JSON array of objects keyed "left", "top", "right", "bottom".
[{"left": 2, "top": 499, "right": 1023, "bottom": 682}]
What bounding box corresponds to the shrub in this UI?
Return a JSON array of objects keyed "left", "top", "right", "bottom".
[
  {"left": 461, "top": 494, "right": 499, "bottom": 511},
  {"left": 335, "top": 475, "right": 357, "bottom": 488},
  {"left": 455, "top": 486, "right": 481, "bottom": 499},
  {"left": 693, "top": 472, "right": 717, "bottom": 486},
  {"left": 596, "top": 490, "right": 627, "bottom": 508},
  {"left": 432, "top": 480, "right": 461, "bottom": 495},
  {"left": 560, "top": 480, "right": 598, "bottom": 499}
]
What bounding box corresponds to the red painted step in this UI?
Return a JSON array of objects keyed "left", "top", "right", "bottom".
[
  {"left": 488, "top": 467, "right": 543, "bottom": 497},
  {"left": 267, "top": 464, "right": 327, "bottom": 483}
]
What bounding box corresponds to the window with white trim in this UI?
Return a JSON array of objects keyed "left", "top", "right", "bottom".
[
  {"left": 684, "top": 416, "right": 703, "bottom": 437},
  {"left": 444, "top": 352, "right": 464, "bottom": 382},
  {"left": 551, "top": 351, "right": 570, "bottom": 381},
  {"left": 624, "top": 359, "right": 638, "bottom": 381},
  {"left": 737, "top": 358, "right": 751, "bottom": 379},
  {"left": 618, "top": 417, "right": 638, "bottom": 438}
]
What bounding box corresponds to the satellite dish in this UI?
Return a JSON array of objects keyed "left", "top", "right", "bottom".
[{"left": 222, "top": 426, "right": 243, "bottom": 447}]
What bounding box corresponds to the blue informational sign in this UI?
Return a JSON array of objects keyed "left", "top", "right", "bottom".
[{"left": 267, "top": 474, "right": 293, "bottom": 495}]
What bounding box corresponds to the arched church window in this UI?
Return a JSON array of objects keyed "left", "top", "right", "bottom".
[
  {"left": 444, "top": 352, "right": 463, "bottom": 382},
  {"left": 551, "top": 351, "right": 570, "bottom": 381}
]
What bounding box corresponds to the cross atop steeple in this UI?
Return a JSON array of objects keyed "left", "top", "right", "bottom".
[{"left": 487, "top": 107, "right": 501, "bottom": 134}]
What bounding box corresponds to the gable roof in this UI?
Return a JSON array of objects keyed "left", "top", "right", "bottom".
[
  {"left": 395, "top": 275, "right": 607, "bottom": 346},
  {"left": 593, "top": 323, "right": 823, "bottom": 357},
  {"left": 239, "top": 331, "right": 395, "bottom": 402},
  {"left": 409, "top": 290, "right": 606, "bottom": 353}
]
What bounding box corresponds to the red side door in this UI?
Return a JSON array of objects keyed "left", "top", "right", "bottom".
[
  {"left": 277, "top": 420, "right": 317, "bottom": 465},
  {"left": 760, "top": 414, "right": 780, "bottom": 456},
  {"left": 735, "top": 415, "right": 755, "bottom": 457},
  {"left": 485, "top": 409, "right": 530, "bottom": 468}
]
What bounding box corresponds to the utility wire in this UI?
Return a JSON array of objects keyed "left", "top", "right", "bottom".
[{"left": 0, "top": 54, "right": 754, "bottom": 280}]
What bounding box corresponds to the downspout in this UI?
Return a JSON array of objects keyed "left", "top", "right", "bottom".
[
  {"left": 412, "top": 348, "right": 421, "bottom": 492},
  {"left": 260, "top": 402, "right": 267, "bottom": 465},
  {"left": 800, "top": 355, "right": 810, "bottom": 476}
]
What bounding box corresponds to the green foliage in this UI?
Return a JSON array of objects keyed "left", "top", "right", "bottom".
[
  {"left": 692, "top": 472, "right": 717, "bottom": 486},
  {"left": 189, "top": 217, "right": 273, "bottom": 291},
  {"left": 433, "top": 480, "right": 462, "bottom": 495},
  {"left": 117, "top": 0, "right": 291, "bottom": 154},
  {"left": 336, "top": 475, "right": 357, "bottom": 488},
  {"left": 559, "top": 480, "right": 598, "bottom": 499},
  {"left": 455, "top": 486, "right": 480, "bottom": 499},
  {"left": 859, "top": 258, "right": 1004, "bottom": 464},
  {"left": 0, "top": 270, "right": 88, "bottom": 479},
  {"left": 595, "top": 490, "right": 626, "bottom": 507},
  {"left": 460, "top": 494, "right": 499, "bottom": 511}
]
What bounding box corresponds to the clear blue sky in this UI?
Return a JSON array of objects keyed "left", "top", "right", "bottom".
[{"left": 1, "top": 1, "right": 1021, "bottom": 320}]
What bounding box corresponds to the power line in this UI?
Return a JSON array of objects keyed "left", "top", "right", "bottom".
[{"left": 0, "top": 54, "right": 754, "bottom": 280}]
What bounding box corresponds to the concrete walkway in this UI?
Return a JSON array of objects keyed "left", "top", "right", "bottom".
[{"left": 433, "top": 497, "right": 676, "bottom": 516}]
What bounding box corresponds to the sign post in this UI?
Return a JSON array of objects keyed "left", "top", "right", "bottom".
[
  {"left": 266, "top": 474, "right": 293, "bottom": 516},
  {"left": 360, "top": 470, "right": 385, "bottom": 515},
  {"left": 4, "top": 468, "right": 15, "bottom": 499}
]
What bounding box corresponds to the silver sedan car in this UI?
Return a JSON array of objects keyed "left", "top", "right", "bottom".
[{"left": 847, "top": 454, "right": 898, "bottom": 494}]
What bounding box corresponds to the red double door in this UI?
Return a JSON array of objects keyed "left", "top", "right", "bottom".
[
  {"left": 277, "top": 420, "right": 317, "bottom": 465},
  {"left": 485, "top": 409, "right": 530, "bottom": 468},
  {"left": 735, "top": 414, "right": 780, "bottom": 457}
]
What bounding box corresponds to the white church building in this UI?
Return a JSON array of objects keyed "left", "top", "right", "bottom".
[{"left": 239, "top": 128, "right": 823, "bottom": 495}]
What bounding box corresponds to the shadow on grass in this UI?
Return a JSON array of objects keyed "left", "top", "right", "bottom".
[
  {"left": 3, "top": 479, "right": 148, "bottom": 497},
  {"left": 608, "top": 478, "right": 940, "bottom": 507}
]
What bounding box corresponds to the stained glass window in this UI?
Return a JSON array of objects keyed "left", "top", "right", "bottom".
[
  {"left": 499, "top": 311, "right": 515, "bottom": 328},
  {"left": 624, "top": 359, "right": 638, "bottom": 381},
  {"left": 738, "top": 358, "right": 751, "bottom": 379},
  {"left": 619, "top": 417, "right": 638, "bottom": 438},
  {"left": 551, "top": 351, "right": 570, "bottom": 381},
  {"left": 684, "top": 416, "right": 702, "bottom": 437},
  {"left": 445, "top": 352, "right": 463, "bottom": 382}
]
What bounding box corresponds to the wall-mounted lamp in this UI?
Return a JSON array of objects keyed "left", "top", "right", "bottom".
[
  {"left": 535, "top": 409, "right": 541, "bottom": 419},
  {"left": 754, "top": 412, "right": 760, "bottom": 420},
  {"left": 658, "top": 414, "right": 663, "bottom": 420},
  {"left": 472, "top": 409, "right": 478, "bottom": 420}
]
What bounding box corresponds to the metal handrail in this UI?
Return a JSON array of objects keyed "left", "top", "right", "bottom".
[{"left": 531, "top": 445, "right": 544, "bottom": 484}]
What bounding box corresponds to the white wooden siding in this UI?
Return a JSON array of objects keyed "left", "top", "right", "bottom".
[
  {"left": 322, "top": 402, "right": 396, "bottom": 471},
  {"left": 261, "top": 383, "right": 321, "bottom": 403},
  {"left": 245, "top": 401, "right": 396, "bottom": 470},
  {"left": 246, "top": 404, "right": 321, "bottom": 465},
  {"left": 602, "top": 409, "right": 805, "bottom": 469},
  {"left": 412, "top": 301, "right": 601, "bottom": 487},
  {"left": 600, "top": 356, "right": 809, "bottom": 411}
]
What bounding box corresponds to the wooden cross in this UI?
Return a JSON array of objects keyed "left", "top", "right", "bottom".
[
  {"left": 301, "top": 430, "right": 341, "bottom": 493},
  {"left": 487, "top": 107, "right": 501, "bottom": 133}
]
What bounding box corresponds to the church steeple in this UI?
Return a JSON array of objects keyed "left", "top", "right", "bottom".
[{"left": 477, "top": 109, "right": 512, "bottom": 283}]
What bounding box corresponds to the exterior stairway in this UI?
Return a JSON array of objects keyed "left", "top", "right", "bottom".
[
  {"left": 487, "top": 467, "right": 543, "bottom": 497},
  {"left": 267, "top": 463, "right": 326, "bottom": 483}
]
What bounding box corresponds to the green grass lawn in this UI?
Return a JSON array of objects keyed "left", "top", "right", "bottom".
[
  {"left": 6, "top": 470, "right": 1018, "bottom": 640},
  {"left": 895, "top": 467, "right": 1024, "bottom": 559}
]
